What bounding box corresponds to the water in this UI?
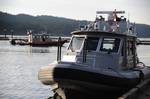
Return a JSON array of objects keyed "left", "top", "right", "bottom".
[
  {"left": 0, "top": 40, "right": 67, "bottom": 99},
  {"left": 0, "top": 40, "right": 150, "bottom": 99},
  {"left": 137, "top": 45, "right": 150, "bottom": 66}
]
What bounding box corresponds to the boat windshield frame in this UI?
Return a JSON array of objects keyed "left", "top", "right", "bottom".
[{"left": 68, "top": 35, "right": 86, "bottom": 52}]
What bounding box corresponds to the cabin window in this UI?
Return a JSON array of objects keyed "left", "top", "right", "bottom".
[
  {"left": 46, "top": 36, "right": 49, "bottom": 39},
  {"left": 100, "top": 38, "right": 120, "bottom": 53},
  {"left": 86, "top": 37, "right": 99, "bottom": 51},
  {"left": 33, "top": 36, "right": 38, "bottom": 39},
  {"left": 33, "top": 36, "right": 35, "bottom": 39},
  {"left": 127, "top": 40, "right": 134, "bottom": 55},
  {"left": 68, "top": 37, "right": 84, "bottom": 52}
]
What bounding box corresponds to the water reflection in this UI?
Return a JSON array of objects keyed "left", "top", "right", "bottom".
[{"left": 28, "top": 47, "right": 51, "bottom": 53}]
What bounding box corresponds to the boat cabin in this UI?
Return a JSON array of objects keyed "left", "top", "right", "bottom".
[
  {"left": 62, "top": 31, "right": 137, "bottom": 70},
  {"left": 28, "top": 33, "right": 54, "bottom": 43},
  {"left": 61, "top": 10, "right": 137, "bottom": 71}
]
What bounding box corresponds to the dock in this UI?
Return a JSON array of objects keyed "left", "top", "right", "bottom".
[
  {"left": 118, "top": 79, "right": 150, "bottom": 99},
  {"left": 0, "top": 36, "right": 9, "bottom": 40},
  {"left": 137, "top": 40, "right": 150, "bottom": 45}
]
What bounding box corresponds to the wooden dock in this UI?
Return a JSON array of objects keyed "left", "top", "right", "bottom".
[{"left": 118, "top": 79, "right": 150, "bottom": 99}]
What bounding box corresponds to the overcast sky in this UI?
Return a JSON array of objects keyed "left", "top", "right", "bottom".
[{"left": 0, "top": 0, "right": 150, "bottom": 25}]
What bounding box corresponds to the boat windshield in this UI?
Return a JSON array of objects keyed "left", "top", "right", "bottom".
[
  {"left": 100, "top": 37, "right": 120, "bottom": 53},
  {"left": 86, "top": 37, "right": 99, "bottom": 51},
  {"left": 68, "top": 37, "right": 85, "bottom": 52}
]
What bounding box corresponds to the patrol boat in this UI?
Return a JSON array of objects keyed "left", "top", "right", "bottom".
[{"left": 38, "top": 10, "right": 150, "bottom": 99}]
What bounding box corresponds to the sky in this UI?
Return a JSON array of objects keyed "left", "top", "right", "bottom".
[{"left": 0, "top": 0, "right": 150, "bottom": 25}]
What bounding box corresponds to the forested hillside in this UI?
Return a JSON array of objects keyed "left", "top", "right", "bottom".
[
  {"left": 0, "top": 11, "right": 150, "bottom": 37},
  {"left": 0, "top": 12, "right": 87, "bottom": 36}
]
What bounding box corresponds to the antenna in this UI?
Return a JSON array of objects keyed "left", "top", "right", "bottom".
[{"left": 128, "top": 13, "right": 130, "bottom": 22}]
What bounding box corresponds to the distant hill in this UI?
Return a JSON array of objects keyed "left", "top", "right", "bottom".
[
  {"left": 0, "top": 11, "right": 87, "bottom": 36},
  {"left": 136, "top": 24, "right": 150, "bottom": 37},
  {"left": 0, "top": 11, "right": 150, "bottom": 37}
]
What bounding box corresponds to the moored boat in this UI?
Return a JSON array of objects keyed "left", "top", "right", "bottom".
[
  {"left": 10, "top": 32, "right": 67, "bottom": 46},
  {"left": 27, "top": 33, "right": 67, "bottom": 46},
  {"left": 38, "top": 10, "right": 150, "bottom": 99}
]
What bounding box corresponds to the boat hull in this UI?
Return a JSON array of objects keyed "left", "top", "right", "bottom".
[
  {"left": 54, "top": 67, "right": 140, "bottom": 92},
  {"left": 10, "top": 39, "right": 67, "bottom": 46},
  {"left": 29, "top": 40, "right": 66, "bottom": 46},
  {"left": 38, "top": 63, "right": 141, "bottom": 94}
]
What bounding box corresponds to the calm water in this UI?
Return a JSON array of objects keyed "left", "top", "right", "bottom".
[
  {"left": 0, "top": 40, "right": 150, "bottom": 99},
  {"left": 0, "top": 40, "right": 67, "bottom": 99}
]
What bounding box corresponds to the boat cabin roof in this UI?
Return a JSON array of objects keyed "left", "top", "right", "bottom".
[{"left": 71, "top": 30, "right": 136, "bottom": 38}]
